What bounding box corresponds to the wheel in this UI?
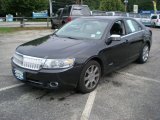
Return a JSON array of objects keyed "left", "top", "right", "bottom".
[
  {"left": 153, "top": 23, "right": 156, "bottom": 28},
  {"left": 77, "top": 61, "right": 101, "bottom": 93},
  {"left": 137, "top": 44, "right": 150, "bottom": 64},
  {"left": 62, "top": 21, "right": 65, "bottom": 26}
]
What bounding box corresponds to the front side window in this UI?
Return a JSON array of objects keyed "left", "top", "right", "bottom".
[
  {"left": 56, "top": 19, "right": 109, "bottom": 40},
  {"left": 126, "top": 19, "right": 142, "bottom": 33},
  {"left": 110, "top": 20, "right": 126, "bottom": 36}
]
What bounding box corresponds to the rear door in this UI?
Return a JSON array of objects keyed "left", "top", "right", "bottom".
[{"left": 124, "top": 19, "right": 144, "bottom": 60}]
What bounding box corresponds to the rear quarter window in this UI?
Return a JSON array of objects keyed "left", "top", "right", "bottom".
[{"left": 126, "top": 19, "right": 142, "bottom": 34}]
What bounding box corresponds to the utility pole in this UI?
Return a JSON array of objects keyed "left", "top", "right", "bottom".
[
  {"left": 152, "top": 0, "right": 157, "bottom": 14},
  {"left": 124, "top": 0, "right": 128, "bottom": 12},
  {"left": 81, "top": 0, "right": 83, "bottom": 5},
  {"left": 76, "top": 0, "right": 83, "bottom": 4},
  {"left": 49, "top": 0, "right": 53, "bottom": 17}
]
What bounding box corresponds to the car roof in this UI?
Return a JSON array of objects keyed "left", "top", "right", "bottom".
[{"left": 81, "top": 16, "right": 128, "bottom": 20}]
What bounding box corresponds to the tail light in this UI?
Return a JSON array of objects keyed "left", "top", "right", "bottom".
[{"left": 66, "top": 17, "right": 72, "bottom": 23}]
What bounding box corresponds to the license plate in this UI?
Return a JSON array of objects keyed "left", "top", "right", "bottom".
[{"left": 14, "top": 69, "right": 24, "bottom": 80}]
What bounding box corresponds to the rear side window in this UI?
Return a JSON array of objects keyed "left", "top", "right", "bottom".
[
  {"left": 62, "top": 7, "right": 70, "bottom": 16},
  {"left": 151, "top": 15, "right": 157, "bottom": 19},
  {"left": 126, "top": 19, "right": 142, "bottom": 34},
  {"left": 56, "top": 9, "right": 63, "bottom": 17},
  {"left": 71, "top": 6, "right": 91, "bottom": 16}
]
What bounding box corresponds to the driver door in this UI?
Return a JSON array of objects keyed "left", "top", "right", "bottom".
[{"left": 103, "top": 20, "right": 130, "bottom": 71}]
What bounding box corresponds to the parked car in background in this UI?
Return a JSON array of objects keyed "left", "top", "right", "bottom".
[
  {"left": 106, "top": 11, "right": 128, "bottom": 17},
  {"left": 12, "top": 16, "right": 152, "bottom": 93},
  {"left": 91, "top": 10, "right": 106, "bottom": 16},
  {"left": 141, "top": 14, "right": 151, "bottom": 26},
  {"left": 128, "top": 13, "right": 141, "bottom": 22},
  {"left": 0, "top": 17, "right": 4, "bottom": 22},
  {"left": 51, "top": 4, "right": 91, "bottom": 29},
  {"left": 151, "top": 14, "right": 160, "bottom": 27}
]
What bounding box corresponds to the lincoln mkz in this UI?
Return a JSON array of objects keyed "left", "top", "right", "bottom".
[{"left": 11, "top": 16, "right": 152, "bottom": 93}]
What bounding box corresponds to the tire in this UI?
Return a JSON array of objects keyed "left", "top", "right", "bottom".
[
  {"left": 62, "top": 21, "right": 65, "bottom": 26},
  {"left": 51, "top": 20, "right": 57, "bottom": 29},
  {"left": 153, "top": 23, "right": 156, "bottom": 28},
  {"left": 77, "top": 61, "right": 101, "bottom": 93},
  {"left": 137, "top": 44, "right": 150, "bottom": 64}
]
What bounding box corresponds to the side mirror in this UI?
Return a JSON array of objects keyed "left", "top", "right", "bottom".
[
  {"left": 53, "top": 29, "right": 58, "bottom": 33},
  {"left": 105, "top": 34, "right": 121, "bottom": 45},
  {"left": 55, "top": 14, "right": 58, "bottom": 17},
  {"left": 110, "top": 34, "right": 121, "bottom": 41},
  {"left": 54, "top": 29, "right": 58, "bottom": 32},
  {"left": 52, "top": 29, "right": 59, "bottom": 35}
]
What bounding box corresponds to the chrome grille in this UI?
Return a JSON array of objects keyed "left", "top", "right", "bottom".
[{"left": 13, "top": 52, "right": 46, "bottom": 71}]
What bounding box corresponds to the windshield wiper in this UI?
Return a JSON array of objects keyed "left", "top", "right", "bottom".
[
  {"left": 65, "top": 36, "right": 80, "bottom": 40},
  {"left": 54, "top": 33, "right": 59, "bottom": 37}
]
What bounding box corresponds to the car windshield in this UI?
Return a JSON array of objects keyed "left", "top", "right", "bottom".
[
  {"left": 151, "top": 15, "right": 157, "bottom": 19},
  {"left": 71, "top": 6, "right": 91, "bottom": 16},
  {"left": 141, "top": 15, "right": 150, "bottom": 18},
  {"left": 129, "top": 14, "right": 141, "bottom": 18},
  {"left": 56, "top": 19, "right": 109, "bottom": 40}
]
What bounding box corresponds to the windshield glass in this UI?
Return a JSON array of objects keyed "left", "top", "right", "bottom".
[
  {"left": 151, "top": 15, "right": 157, "bottom": 19},
  {"left": 56, "top": 19, "right": 109, "bottom": 40},
  {"left": 141, "top": 14, "right": 150, "bottom": 18},
  {"left": 71, "top": 6, "right": 91, "bottom": 16},
  {"left": 129, "top": 13, "right": 141, "bottom": 18}
]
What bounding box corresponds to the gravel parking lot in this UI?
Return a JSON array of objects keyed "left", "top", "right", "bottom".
[{"left": 0, "top": 28, "right": 160, "bottom": 120}]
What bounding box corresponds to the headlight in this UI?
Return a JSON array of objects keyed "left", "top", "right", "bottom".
[{"left": 43, "top": 58, "right": 75, "bottom": 69}]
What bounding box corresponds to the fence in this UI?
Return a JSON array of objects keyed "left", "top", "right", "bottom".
[{"left": 0, "top": 17, "right": 54, "bottom": 28}]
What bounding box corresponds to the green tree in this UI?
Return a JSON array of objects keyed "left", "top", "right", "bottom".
[
  {"left": 83, "top": 0, "right": 100, "bottom": 10},
  {"left": 99, "top": 0, "right": 125, "bottom": 11},
  {"left": 125, "top": 0, "right": 160, "bottom": 12},
  {"left": 52, "top": 0, "right": 75, "bottom": 13},
  {"left": 0, "top": 0, "right": 49, "bottom": 16}
]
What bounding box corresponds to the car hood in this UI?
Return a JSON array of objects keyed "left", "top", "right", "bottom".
[{"left": 16, "top": 35, "right": 95, "bottom": 59}]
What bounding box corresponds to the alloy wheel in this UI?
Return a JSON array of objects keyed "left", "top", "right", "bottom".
[
  {"left": 143, "top": 45, "right": 149, "bottom": 62},
  {"left": 84, "top": 65, "right": 100, "bottom": 90}
]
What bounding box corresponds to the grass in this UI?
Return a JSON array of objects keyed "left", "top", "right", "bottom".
[{"left": 0, "top": 27, "right": 51, "bottom": 34}]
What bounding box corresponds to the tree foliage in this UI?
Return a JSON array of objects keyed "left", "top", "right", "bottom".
[
  {"left": 1, "top": 0, "right": 160, "bottom": 17},
  {"left": 0, "top": 0, "right": 48, "bottom": 16},
  {"left": 83, "top": 0, "right": 100, "bottom": 10},
  {"left": 99, "top": 0, "right": 125, "bottom": 11},
  {"left": 126, "top": 0, "right": 160, "bottom": 12}
]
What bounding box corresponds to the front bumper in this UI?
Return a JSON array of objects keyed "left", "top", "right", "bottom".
[{"left": 11, "top": 61, "right": 83, "bottom": 89}]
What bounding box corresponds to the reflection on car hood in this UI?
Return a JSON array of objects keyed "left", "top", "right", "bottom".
[{"left": 16, "top": 35, "right": 92, "bottom": 59}]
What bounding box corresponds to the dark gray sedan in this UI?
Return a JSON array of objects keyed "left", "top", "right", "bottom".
[{"left": 12, "top": 16, "right": 152, "bottom": 93}]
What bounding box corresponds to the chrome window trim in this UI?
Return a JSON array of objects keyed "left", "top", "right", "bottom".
[{"left": 121, "top": 30, "right": 144, "bottom": 38}]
